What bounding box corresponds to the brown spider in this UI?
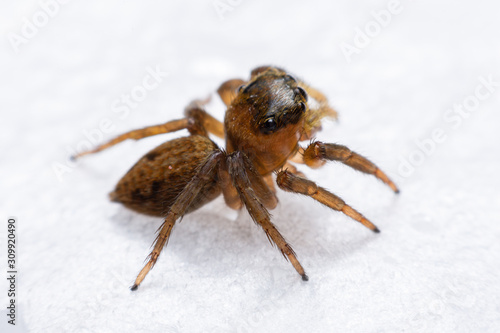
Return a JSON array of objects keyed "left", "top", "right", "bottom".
[{"left": 74, "top": 66, "right": 399, "bottom": 290}]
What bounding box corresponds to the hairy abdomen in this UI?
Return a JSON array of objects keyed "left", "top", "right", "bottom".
[{"left": 110, "top": 135, "right": 221, "bottom": 216}]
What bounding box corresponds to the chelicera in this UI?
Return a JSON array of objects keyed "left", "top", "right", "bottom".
[{"left": 74, "top": 66, "right": 399, "bottom": 290}]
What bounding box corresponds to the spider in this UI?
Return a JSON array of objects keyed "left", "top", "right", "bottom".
[{"left": 74, "top": 66, "right": 399, "bottom": 290}]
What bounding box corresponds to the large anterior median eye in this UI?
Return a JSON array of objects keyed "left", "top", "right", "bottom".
[{"left": 260, "top": 118, "right": 277, "bottom": 134}]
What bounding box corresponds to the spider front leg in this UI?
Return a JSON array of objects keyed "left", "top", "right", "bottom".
[
  {"left": 227, "top": 152, "right": 308, "bottom": 281},
  {"left": 300, "top": 141, "right": 400, "bottom": 193},
  {"left": 72, "top": 99, "right": 224, "bottom": 159},
  {"left": 276, "top": 170, "right": 380, "bottom": 233}
]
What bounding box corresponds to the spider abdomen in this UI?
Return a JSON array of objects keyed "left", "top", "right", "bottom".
[{"left": 110, "top": 135, "right": 221, "bottom": 216}]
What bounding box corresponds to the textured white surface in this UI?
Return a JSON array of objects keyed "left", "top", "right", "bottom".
[{"left": 1, "top": 1, "right": 500, "bottom": 332}]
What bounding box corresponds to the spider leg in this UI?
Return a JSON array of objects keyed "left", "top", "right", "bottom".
[
  {"left": 276, "top": 170, "right": 380, "bottom": 233},
  {"left": 72, "top": 99, "right": 224, "bottom": 159},
  {"left": 217, "top": 78, "right": 246, "bottom": 107},
  {"left": 239, "top": 154, "right": 278, "bottom": 209},
  {"left": 227, "top": 152, "right": 308, "bottom": 281},
  {"left": 183, "top": 99, "right": 225, "bottom": 138},
  {"left": 219, "top": 154, "right": 278, "bottom": 210},
  {"left": 71, "top": 119, "right": 189, "bottom": 159},
  {"left": 131, "top": 150, "right": 224, "bottom": 290},
  {"left": 301, "top": 141, "right": 400, "bottom": 193},
  {"left": 301, "top": 83, "right": 338, "bottom": 121},
  {"left": 297, "top": 81, "right": 338, "bottom": 141},
  {"left": 263, "top": 174, "right": 277, "bottom": 194},
  {"left": 218, "top": 165, "right": 243, "bottom": 210},
  {"left": 283, "top": 161, "right": 307, "bottom": 178}
]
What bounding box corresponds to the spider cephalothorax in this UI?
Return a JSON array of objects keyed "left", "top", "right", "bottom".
[
  {"left": 74, "top": 66, "right": 399, "bottom": 290},
  {"left": 225, "top": 68, "right": 309, "bottom": 175}
]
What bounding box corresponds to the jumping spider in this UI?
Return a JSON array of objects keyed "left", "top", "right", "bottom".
[{"left": 74, "top": 66, "right": 399, "bottom": 290}]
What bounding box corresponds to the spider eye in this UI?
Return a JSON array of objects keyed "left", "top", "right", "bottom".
[
  {"left": 260, "top": 118, "right": 277, "bottom": 134},
  {"left": 295, "top": 87, "right": 308, "bottom": 101},
  {"left": 299, "top": 102, "right": 307, "bottom": 113}
]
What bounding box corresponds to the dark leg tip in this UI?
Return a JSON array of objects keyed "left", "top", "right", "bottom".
[
  {"left": 69, "top": 155, "right": 76, "bottom": 162},
  {"left": 130, "top": 284, "right": 138, "bottom": 291},
  {"left": 395, "top": 189, "right": 400, "bottom": 194},
  {"left": 373, "top": 227, "right": 381, "bottom": 233},
  {"left": 302, "top": 274, "right": 309, "bottom": 281}
]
